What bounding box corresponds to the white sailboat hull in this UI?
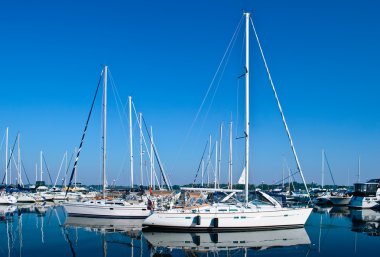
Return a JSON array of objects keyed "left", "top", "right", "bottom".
[
  {"left": 329, "top": 196, "right": 352, "bottom": 206},
  {"left": 143, "top": 206, "right": 312, "bottom": 231},
  {"left": 14, "top": 194, "right": 36, "bottom": 203},
  {"left": 0, "top": 195, "right": 17, "bottom": 205},
  {"left": 348, "top": 196, "right": 380, "bottom": 209},
  {"left": 63, "top": 201, "right": 151, "bottom": 219}
]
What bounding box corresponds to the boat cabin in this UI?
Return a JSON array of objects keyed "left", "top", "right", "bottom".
[{"left": 352, "top": 182, "right": 379, "bottom": 197}]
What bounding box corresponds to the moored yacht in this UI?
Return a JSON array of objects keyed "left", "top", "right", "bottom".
[
  {"left": 330, "top": 194, "right": 352, "bottom": 206},
  {"left": 62, "top": 66, "right": 152, "bottom": 219},
  {"left": 0, "top": 192, "right": 17, "bottom": 205},
  {"left": 348, "top": 179, "right": 380, "bottom": 209},
  {"left": 143, "top": 12, "right": 312, "bottom": 231},
  {"left": 143, "top": 189, "right": 311, "bottom": 231}
]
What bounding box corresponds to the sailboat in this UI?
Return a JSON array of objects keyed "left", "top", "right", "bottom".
[
  {"left": 63, "top": 66, "right": 151, "bottom": 219},
  {"left": 143, "top": 12, "right": 312, "bottom": 231}
]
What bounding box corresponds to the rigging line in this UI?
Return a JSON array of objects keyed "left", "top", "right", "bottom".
[
  {"left": 141, "top": 115, "right": 172, "bottom": 190},
  {"left": 21, "top": 160, "right": 31, "bottom": 185},
  {"left": 108, "top": 71, "right": 130, "bottom": 184},
  {"left": 130, "top": 102, "right": 160, "bottom": 187},
  {"left": 270, "top": 169, "right": 302, "bottom": 187},
  {"left": 250, "top": 17, "right": 311, "bottom": 201},
  {"left": 178, "top": 15, "right": 244, "bottom": 155},
  {"left": 199, "top": 21, "right": 243, "bottom": 133},
  {"left": 54, "top": 152, "right": 66, "bottom": 187},
  {"left": 130, "top": 102, "right": 160, "bottom": 185},
  {"left": 205, "top": 142, "right": 216, "bottom": 178},
  {"left": 192, "top": 140, "right": 209, "bottom": 186},
  {"left": 323, "top": 151, "right": 337, "bottom": 187},
  {"left": 42, "top": 154, "right": 54, "bottom": 185},
  {"left": 65, "top": 69, "right": 104, "bottom": 197},
  {"left": 61, "top": 152, "right": 74, "bottom": 187},
  {"left": 1, "top": 133, "right": 18, "bottom": 184},
  {"left": 108, "top": 70, "right": 129, "bottom": 143}
]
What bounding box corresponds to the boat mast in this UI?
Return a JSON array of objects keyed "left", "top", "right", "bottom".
[
  {"left": 150, "top": 126, "right": 154, "bottom": 189},
  {"left": 208, "top": 134, "right": 211, "bottom": 187},
  {"left": 139, "top": 112, "right": 143, "bottom": 186},
  {"left": 40, "top": 150, "right": 43, "bottom": 181},
  {"left": 214, "top": 140, "right": 218, "bottom": 189},
  {"left": 5, "top": 127, "right": 8, "bottom": 185},
  {"left": 35, "top": 163, "right": 37, "bottom": 184},
  {"left": 102, "top": 65, "right": 108, "bottom": 199},
  {"left": 218, "top": 123, "right": 223, "bottom": 188},
  {"left": 358, "top": 155, "right": 361, "bottom": 183},
  {"left": 322, "top": 149, "right": 325, "bottom": 189},
  {"left": 128, "top": 96, "right": 134, "bottom": 188},
  {"left": 228, "top": 121, "right": 233, "bottom": 189},
  {"left": 17, "top": 133, "right": 21, "bottom": 186},
  {"left": 244, "top": 12, "right": 250, "bottom": 205}
]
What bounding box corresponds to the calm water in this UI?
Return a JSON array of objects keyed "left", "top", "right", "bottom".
[{"left": 1, "top": 204, "right": 379, "bottom": 257}]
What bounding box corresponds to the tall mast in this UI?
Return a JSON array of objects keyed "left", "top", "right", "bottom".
[
  {"left": 5, "top": 127, "right": 8, "bottom": 185},
  {"left": 150, "top": 126, "right": 153, "bottom": 189},
  {"left": 17, "top": 133, "right": 21, "bottom": 186},
  {"left": 128, "top": 96, "right": 134, "bottom": 188},
  {"left": 282, "top": 158, "right": 285, "bottom": 189},
  {"left": 102, "top": 65, "right": 108, "bottom": 199},
  {"left": 358, "top": 155, "right": 361, "bottom": 183},
  {"left": 201, "top": 159, "right": 204, "bottom": 187},
  {"left": 139, "top": 112, "right": 143, "bottom": 186},
  {"left": 218, "top": 123, "right": 223, "bottom": 188},
  {"left": 208, "top": 134, "right": 211, "bottom": 187},
  {"left": 65, "top": 151, "right": 68, "bottom": 187},
  {"left": 40, "top": 150, "right": 43, "bottom": 181},
  {"left": 244, "top": 12, "right": 250, "bottom": 205},
  {"left": 228, "top": 121, "right": 233, "bottom": 189},
  {"left": 74, "top": 147, "right": 77, "bottom": 187},
  {"left": 321, "top": 149, "right": 325, "bottom": 189},
  {"left": 214, "top": 140, "right": 218, "bottom": 189}
]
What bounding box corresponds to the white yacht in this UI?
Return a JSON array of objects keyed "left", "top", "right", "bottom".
[
  {"left": 143, "top": 189, "right": 311, "bottom": 231},
  {"left": 0, "top": 193, "right": 17, "bottom": 204},
  {"left": 348, "top": 179, "right": 380, "bottom": 209},
  {"left": 64, "top": 197, "right": 151, "bottom": 219},
  {"left": 143, "top": 12, "right": 312, "bottom": 231},
  {"left": 329, "top": 194, "right": 352, "bottom": 206},
  {"left": 63, "top": 66, "right": 152, "bottom": 219},
  {"left": 13, "top": 192, "right": 36, "bottom": 203}
]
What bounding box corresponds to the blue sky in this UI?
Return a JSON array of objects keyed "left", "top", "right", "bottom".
[{"left": 1, "top": 0, "right": 379, "bottom": 187}]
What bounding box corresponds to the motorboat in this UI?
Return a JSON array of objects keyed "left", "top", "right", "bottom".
[{"left": 348, "top": 179, "right": 380, "bottom": 209}]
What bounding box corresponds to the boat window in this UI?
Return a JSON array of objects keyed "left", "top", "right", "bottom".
[{"left": 218, "top": 209, "right": 227, "bottom": 212}]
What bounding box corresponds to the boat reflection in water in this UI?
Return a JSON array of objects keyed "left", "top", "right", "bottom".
[
  {"left": 144, "top": 228, "right": 311, "bottom": 255},
  {"left": 351, "top": 209, "right": 380, "bottom": 236},
  {"left": 64, "top": 216, "right": 144, "bottom": 236}
]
